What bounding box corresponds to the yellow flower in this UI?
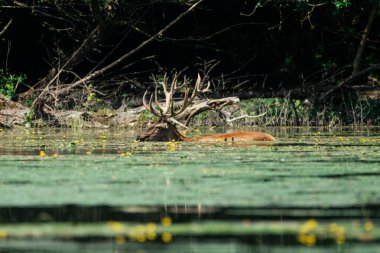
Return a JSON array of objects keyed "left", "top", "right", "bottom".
[
  {"left": 306, "top": 219, "right": 318, "bottom": 229},
  {"left": 300, "top": 219, "right": 318, "bottom": 233},
  {"left": 165, "top": 142, "right": 176, "bottom": 147},
  {"left": 328, "top": 223, "right": 346, "bottom": 245},
  {"left": 335, "top": 235, "right": 345, "bottom": 244},
  {"left": 161, "top": 217, "right": 172, "bottom": 227},
  {"left": 0, "top": 230, "right": 8, "bottom": 240},
  {"left": 298, "top": 219, "right": 318, "bottom": 246},
  {"left": 135, "top": 225, "right": 147, "bottom": 243},
  {"left": 147, "top": 231, "right": 157, "bottom": 241},
  {"left": 107, "top": 221, "right": 124, "bottom": 233},
  {"left": 146, "top": 222, "right": 157, "bottom": 240},
  {"left": 39, "top": 151, "right": 46, "bottom": 157},
  {"left": 115, "top": 235, "right": 125, "bottom": 245},
  {"left": 298, "top": 233, "right": 316, "bottom": 246},
  {"left": 146, "top": 223, "right": 157, "bottom": 231},
  {"left": 161, "top": 232, "right": 172, "bottom": 243},
  {"left": 364, "top": 221, "right": 374, "bottom": 232}
]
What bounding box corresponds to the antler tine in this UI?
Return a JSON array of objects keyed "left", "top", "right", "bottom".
[
  {"left": 154, "top": 85, "right": 164, "bottom": 114},
  {"left": 149, "top": 96, "right": 162, "bottom": 117},
  {"left": 160, "top": 73, "right": 172, "bottom": 115},
  {"left": 175, "top": 75, "right": 188, "bottom": 91},
  {"left": 142, "top": 91, "right": 151, "bottom": 111},
  {"left": 167, "top": 72, "right": 178, "bottom": 115},
  {"left": 187, "top": 73, "right": 202, "bottom": 104},
  {"left": 173, "top": 87, "right": 189, "bottom": 115},
  {"left": 143, "top": 91, "right": 161, "bottom": 117},
  {"left": 150, "top": 75, "right": 164, "bottom": 114},
  {"left": 171, "top": 75, "right": 190, "bottom": 115},
  {"left": 161, "top": 73, "right": 168, "bottom": 96},
  {"left": 201, "top": 81, "right": 211, "bottom": 93}
]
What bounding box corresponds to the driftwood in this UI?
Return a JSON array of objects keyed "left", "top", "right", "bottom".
[
  {"left": 0, "top": 95, "right": 28, "bottom": 127},
  {"left": 47, "top": 96, "right": 241, "bottom": 128},
  {"left": 0, "top": 94, "right": 241, "bottom": 128}
]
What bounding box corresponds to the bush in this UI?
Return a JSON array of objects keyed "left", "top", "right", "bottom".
[{"left": 0, "top": 69, "right": 26, "bottom": 100}]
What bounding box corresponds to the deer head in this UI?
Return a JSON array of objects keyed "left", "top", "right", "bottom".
[{"left": 136, "top": 73, "right": 209, "bottom": 141}]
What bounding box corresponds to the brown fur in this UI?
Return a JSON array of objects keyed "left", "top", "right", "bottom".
[
  {"left": 188, "top": 131, "right": 276, "bottom": 142},
  {"left": 137, "top": 123, "right": 276, "bottom": 142}
]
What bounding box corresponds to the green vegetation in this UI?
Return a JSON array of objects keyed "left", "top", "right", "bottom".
[
  {"left": 0, "top": 70, "right": 26, "bottom": 100},
  {"left": 334, "top": 0, "right": 351, "bottom": 9},
  {"left": 190, "top": 97, "right": 380, "bottom": 127}
]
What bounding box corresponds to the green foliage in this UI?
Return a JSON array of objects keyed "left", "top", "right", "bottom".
[
  {"left": 137, "top": 109, "right": 157, "bottom": 125},
  {"left": 24, "top": 109, "right": 35, "bottom": 128},
  {"left": 86, "top": 84, "right": 100, "bottom": 103},
  {"left": 340, "top": 94, "right": 380, "bottom": 125},
  {"left": 0, "top": 70, "right": 26, "bottom": 100},
  {"left": 87, "top": 92, "right": 99, "bottom": 103},
  {"left": 191, "top": 97, "right": 380, "bottom": 127},
  {"left": 23, "top": 96, "right": 35, "bottom": 108},
  {"left": 334, "top": 0, "right": 351, "bottom": 9}
]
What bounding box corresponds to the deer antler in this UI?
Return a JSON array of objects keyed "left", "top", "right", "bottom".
[{"left": 143, "top": 73, "right": 209, "bottom": 120}]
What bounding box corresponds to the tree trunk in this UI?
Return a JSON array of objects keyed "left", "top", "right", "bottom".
[{"left": 352, "top": 8, "right": 377, "bottom": 75}]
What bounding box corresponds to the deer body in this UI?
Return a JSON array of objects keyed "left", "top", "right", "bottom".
[
  {"left": 137, "top": 73, "right": 276, "bottom": 142},
  {"left": 189, "top": 131, "right": 276, "bottom": 142},
  {"left": 137, "top": 122, "right": 276, "bottom": 142}
]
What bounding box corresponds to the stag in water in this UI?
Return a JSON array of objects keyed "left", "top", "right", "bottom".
[{"left": 137, "top": 74, "right": 275, "bottom": 142}]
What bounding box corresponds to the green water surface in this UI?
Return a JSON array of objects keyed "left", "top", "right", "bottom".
[{"left": 0, "top": 127, "right": 380, "bottom": 252}]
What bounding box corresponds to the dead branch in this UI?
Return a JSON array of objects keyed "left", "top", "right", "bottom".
[
  {"left": 318, "top": 63, "right": 380, "bottom": 102},
  {"left": 181, "top": 97, "right": 240, "bottom": 126},
  {"left": 0, "top": 19, "right": 12, "bottom": 37},
  {"left": 219, "top": 109, "right": 267, "bottom": 126},
  {"left": 31, "top": 26, "right": 101, "bottom": 107},
  {"left": 60, "top": 0, "right": 205, "bottom": 93}
]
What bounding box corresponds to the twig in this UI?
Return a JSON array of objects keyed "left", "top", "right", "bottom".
[
  {"left": 31, "top": 26, "right": 100, "bottom": 107},
  {"left": 0, "top": 19, "right": 12, "bottom": 37}
]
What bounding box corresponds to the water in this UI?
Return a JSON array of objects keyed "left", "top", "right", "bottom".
[{"left": 0, "top": 127, "right": 379, "bottom": 252}]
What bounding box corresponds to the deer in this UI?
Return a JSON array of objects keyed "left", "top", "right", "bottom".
[{"left": 136, "top": 73, "right": 276, "bottom": 142}]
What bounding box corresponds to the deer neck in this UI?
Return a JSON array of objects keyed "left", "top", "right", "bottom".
[{"left": 170, "top": 124, "right": 193, "bottom": 142}]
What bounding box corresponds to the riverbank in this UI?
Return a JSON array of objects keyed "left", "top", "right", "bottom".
[{"left": 1, "top": 94, "right": 379, "bottom": 129}]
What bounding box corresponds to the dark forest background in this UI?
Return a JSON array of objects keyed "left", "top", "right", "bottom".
[{"left": 0, "top": 0, "right": 379, "bottom": 125}]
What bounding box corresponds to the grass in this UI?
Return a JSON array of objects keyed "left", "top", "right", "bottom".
[{"left": 190, "top": 97, "right": 380, "bottom": 127}]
